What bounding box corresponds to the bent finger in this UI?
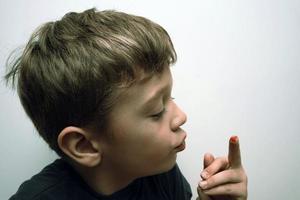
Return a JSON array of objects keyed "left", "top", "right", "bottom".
[
  {"left": 202, "top": 182, "right": 247, "bottom": 197},
  {"left": 203, "top": 153, "right": 215, "bottom": 169},
  {"left": 199, "top": 168, "right": 245, "bottom": 190},
  {"left": 201, "top": 156, "right": 228, "bottom": 180},
  {"left": 197, "top": 186, "right": 212, "bottom": 200}
]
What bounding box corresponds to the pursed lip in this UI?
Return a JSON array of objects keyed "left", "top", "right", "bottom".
[{"left": 175, "top": 133, "right": 187, "bottom": 152}]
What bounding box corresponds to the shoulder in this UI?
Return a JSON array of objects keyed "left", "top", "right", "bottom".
[{"left": 9, "top": 159, "right": 94, "bottom": 200}]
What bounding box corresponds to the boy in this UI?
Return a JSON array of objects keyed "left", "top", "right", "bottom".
[{"left": 5, "top": 8, "right": 247, "bottom": 200}]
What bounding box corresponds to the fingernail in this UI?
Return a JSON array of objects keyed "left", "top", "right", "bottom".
[
  {"left": 198, "top": 181, "right": 207, "bottom": 189},
  {"left": 230, "top": 135, "right": 238, "bottom": 143},
  {"left": 201, "top": 171, "right": 209, "bottom": 179}
]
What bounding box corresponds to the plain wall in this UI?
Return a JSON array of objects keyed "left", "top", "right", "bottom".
[{"left": 1, "top": 0, "right": 300, "bottom": 199}]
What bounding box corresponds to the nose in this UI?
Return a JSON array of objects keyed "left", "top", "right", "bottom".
[{"left": 171, "top": 102, "right": 187, "bottom": 132}]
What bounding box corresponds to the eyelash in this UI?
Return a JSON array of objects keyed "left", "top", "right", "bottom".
[
  {"left": 150, "top": 97, "right": 175, "bottom": 120},
  {"left": 151, "top": 108, "right": 166, "bottom": 119}
]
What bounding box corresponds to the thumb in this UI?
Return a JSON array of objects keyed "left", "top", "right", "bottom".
[{"left": 228, "top": 135, "right": 242, "bottom": 168}]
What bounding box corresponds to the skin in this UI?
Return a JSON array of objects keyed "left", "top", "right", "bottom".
[
  {"left": 93, "top": 67, "right": 188, "bottom": 194},
  {"left": 197, "top": 136, "right": 248, "bottom": 200},
  {"left": 58, "top": 67, "right": 248, "bottom": 198},
  {"left": 58, "top": 67, "right": 187, "bottom": 195},
  {"left": 101, "top": 67, "right": 187, "bottom": 177}
]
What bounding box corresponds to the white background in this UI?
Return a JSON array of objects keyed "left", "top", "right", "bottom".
[{"left": 0, "top": 0, "right": 300, "bottom": 199}]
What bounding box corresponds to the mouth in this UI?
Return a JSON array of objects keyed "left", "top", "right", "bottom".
[
  {"left": 175, "top": 140, "right": 186, "bottom": 152},
  {"left": 175, "top": 134, "right": 186, "bottom": 152}
]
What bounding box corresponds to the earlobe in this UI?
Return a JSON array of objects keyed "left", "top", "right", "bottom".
[{"left": 57, "top": 126, "right": 102, "bottom": 167}]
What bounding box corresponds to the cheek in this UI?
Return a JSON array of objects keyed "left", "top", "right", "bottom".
[
  {"left": 120, "top": 128, "right": 172, "bottom": 159},
  {"left": 108, "top": 117, "right": 174, "bottom": 157},
  {"left": 104, "top": 127, "right": 177, "bottom": 176},
  {"left": 140, "top": 129, "right": 175, "bottom": 156}
]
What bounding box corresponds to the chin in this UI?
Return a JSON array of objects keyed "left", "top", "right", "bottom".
[
  {"left": 155, "top": 155, "right": 177, "bottom": 174},
  {"left": 140, "top": 154, "right": 177, "bottom": 177}
]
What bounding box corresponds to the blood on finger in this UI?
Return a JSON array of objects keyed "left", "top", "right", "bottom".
[{"left": 230, "top": 136, "right": 238, "bottom": 144}]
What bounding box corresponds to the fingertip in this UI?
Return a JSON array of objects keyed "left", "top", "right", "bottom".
[
  {"left": 230, "top": 135, "right": 239, "bottom": 144},
  {"left": 200, "top": 170, "right": 209, "bottom": 180},
  {"left": 203, "top": 153, "right": 215, "bottom": 169},
  {"left": 204, "top": 152, "right": 214, "bottom": 160},
  {"left": 197, "top": 180, "right": 202, "bottom": 188},
  {"left": 197, "top": 184, "right": 210, "bottom": 200}
]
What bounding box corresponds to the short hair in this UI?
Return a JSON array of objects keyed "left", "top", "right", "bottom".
[{"left": 5, "top": 8, "right": 177, "bottom": 156}]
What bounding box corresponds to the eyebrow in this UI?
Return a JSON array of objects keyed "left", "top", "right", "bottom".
[{"left": 141, "top": 81, "right": 172, "bottom": 113}]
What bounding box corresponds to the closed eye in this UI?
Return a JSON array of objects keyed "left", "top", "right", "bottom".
[
  {"left": 149, "top": 97, "right": 174, "bottom": 120},
  {"left": 150, "top": 108, "right": 166, "bottom": 120}
]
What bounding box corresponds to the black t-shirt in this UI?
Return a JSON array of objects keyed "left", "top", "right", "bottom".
[{"left": 9, "top": 159, "right": 192, "bottom": 200}]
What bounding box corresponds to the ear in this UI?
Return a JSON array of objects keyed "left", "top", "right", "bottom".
[{"left": 57, "top": 126, "right": 102, "bottom": 167}]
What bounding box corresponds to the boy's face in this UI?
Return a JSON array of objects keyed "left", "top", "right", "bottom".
[{"left": 100, "top": 67, "right": 187, "bottom": 178}]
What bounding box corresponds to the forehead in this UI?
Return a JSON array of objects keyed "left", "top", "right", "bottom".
[
  {"left": 110, "top": 67, "right": 172, "bottom": 113},
  {"left": 124, "top": 67, "right": 172, "bottom": 98}
]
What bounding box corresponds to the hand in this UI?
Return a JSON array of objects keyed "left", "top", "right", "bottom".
[{"left": 197, "top": 136, "right": 248, "bottom": 200}]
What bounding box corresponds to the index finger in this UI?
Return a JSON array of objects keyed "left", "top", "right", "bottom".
[{"left": 228, "top": 135, "right": 242, "bottom": 168}]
